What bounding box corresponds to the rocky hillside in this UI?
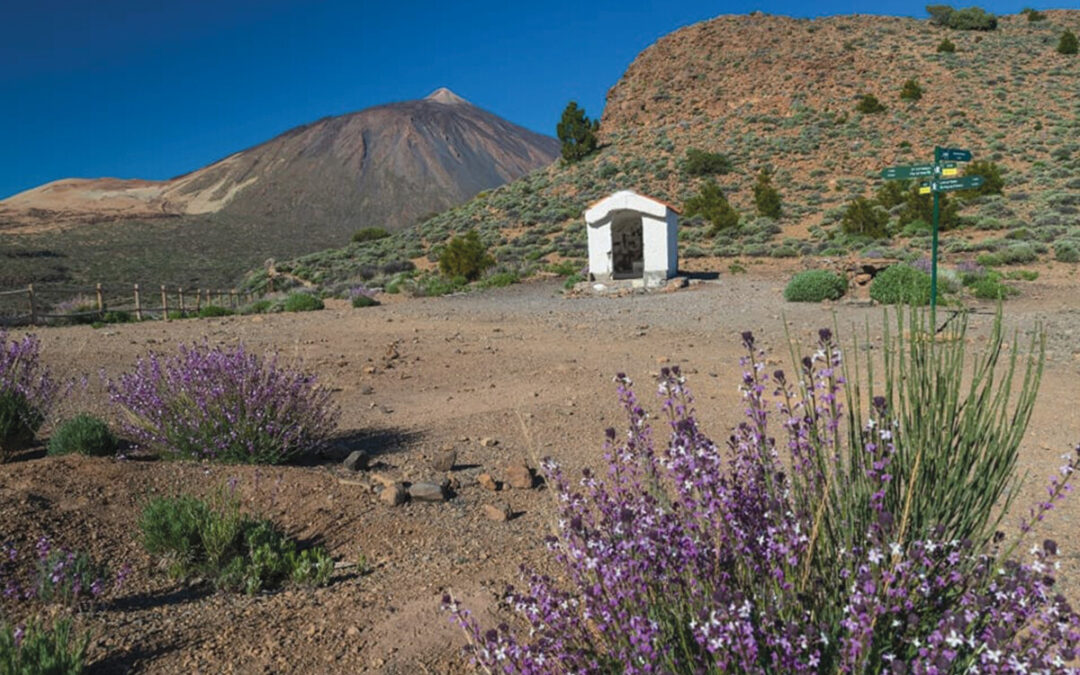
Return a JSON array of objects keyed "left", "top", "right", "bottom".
[{"left": 280, "top": 10, "right": 1080, "bottom": 292}]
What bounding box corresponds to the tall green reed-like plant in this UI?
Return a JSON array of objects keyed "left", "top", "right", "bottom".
[{"left": 791, "top": 308, "right": 1043, "bottom": 614}]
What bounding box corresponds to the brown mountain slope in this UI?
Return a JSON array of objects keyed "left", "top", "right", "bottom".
[
  {"left": 0, "top": 89, "right": 559, "bottom": 236},
  {"left": 288, "top": 10, "right": 1080, "bottom": 291}
]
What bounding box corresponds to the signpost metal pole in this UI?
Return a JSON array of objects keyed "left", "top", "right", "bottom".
[{"left": 931, "top": 147, "right": 941, "bottom": 320}]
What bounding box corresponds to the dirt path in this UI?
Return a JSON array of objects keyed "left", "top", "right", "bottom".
[{"left": 2, "top": 275, "right": 1079, "bottom": 673}]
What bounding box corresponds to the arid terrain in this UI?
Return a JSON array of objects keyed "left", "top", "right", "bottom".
[{"left": 2, "top": 274, "right": 1079, "bottom": 673}]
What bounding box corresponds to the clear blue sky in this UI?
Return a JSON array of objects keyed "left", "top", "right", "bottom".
[{"left": 0, "top": 0, "right": 1047, "bottom": 199}]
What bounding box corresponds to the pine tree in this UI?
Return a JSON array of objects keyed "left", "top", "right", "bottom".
[{"left": 556, "top": 102, "right": 599, "bottom": 163}]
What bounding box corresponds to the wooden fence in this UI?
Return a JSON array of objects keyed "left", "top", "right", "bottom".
[{"left": 0, "top": 279, "right": 278, "bottom": 327}]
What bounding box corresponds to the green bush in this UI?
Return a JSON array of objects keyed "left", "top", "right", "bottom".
[
  {"left": 899, "top": 79, "right": 923, "bottom": 101},
  {"left": 351, "top": 227, "right": 390, "bottom": 243},
  {"left": 928, "top": 5, "right": 997, "bottom": 30},
  {"left": 0, "top": 618, "right": 88, "bottom": 674},
  {"left": 683, "top": 148, "right": 731, "bottom": 176},
  {"left": 971, "top": 271, "right": 1017, "bottom": 299},
  {"left": 1059, "top": 29, "right": 1079, "bottom": 55},
  {"left": 478, "top": 271, "right": 520, "bottom": 289},
  {"left": 875, "top": 180, "right": 909, "bottom": 209},
  {"left": 140, "top": 492, "right": 335, "bottom": 594},
  {"left": 683, "top": 181, "right": 740, "bottom": 234},
  {"left": 1053, "top": 241, "right": 1080, "bottom": 262},
  {"left": 961, "top": 160, "right": 1005, "bottom": 196},
  {"left": 937, "top": 37, "right": 957, "bottom": 52},
  {"left": 752, "top": 169, "right": 782, "bottom": 219},
  {"left": 784, "top": 270, "right": 847, "bottom": 302},
  {"left": 841, "top": 197, "right": 889, "bottom": 239},
  {"left": 197, "top": 305, "right": 233, "bottom": 318},
  {"left": 898, "top": 185, "right": 961, "bottom": 231},
  {"left": 282, "top": 293, "right": 324, "bottom": 312},
  {"left": 47, "top": 414, "right": 118, "bottom": 457},
  {"left": 869, "top": 264, "right": 933, "bottom": 305},
  {"left": 856, "top": 94, "right": 886, "bottom": 114},
  {"left": 241, "top": 299, "right": 273, "bottom": 314},
  {"left": 439, "top": 230, "right": 494, "bottom": 281},
  {"left": 1020, "top": 7, "right": 1045, "bottom": 21},
  {"left": 351, "top": 294, "right": 380, "bottom": 308}
]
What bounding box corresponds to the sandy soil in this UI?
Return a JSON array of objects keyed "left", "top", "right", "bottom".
[{"left": 2, "top": 273, "right": 1080, "bottom": 673}]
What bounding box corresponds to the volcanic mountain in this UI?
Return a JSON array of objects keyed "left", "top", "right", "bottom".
[{"left": 0, "top": 88, "right": 559, "bottom": 236}]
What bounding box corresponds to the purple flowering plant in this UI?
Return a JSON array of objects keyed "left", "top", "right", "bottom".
[
  {"left": 447, "top": 312, "right": 1079, "bottom": 673},
  {"left": 107, "top": 341, "right": 339, "bottom": 464},
  {"left": 0, "top": 330, "right": 61, "bottom": 459},
  {"left": 1, "top": 537, "right": 128, "bottom": 610}
]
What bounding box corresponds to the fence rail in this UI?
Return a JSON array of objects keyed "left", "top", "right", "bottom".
[{"left": 0, "top": 279, "right": 278, "bottom": 327}]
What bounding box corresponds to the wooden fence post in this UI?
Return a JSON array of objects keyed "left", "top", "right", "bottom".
[
  {"left": 95, "top": 283, "right": 104, "bottom": 316},
  {"left": 195, "top": 289, "right": 202, "bottom": 312},
  {"left": 161, "top": 285, "right": 168, "bottom": 319},
  {"left": 230, "top": 289, "right": 238, "bottom": 308},
  {"left": 133, "top": 284, "right": 142, "bottom": 321},
  {"left": 178, "top": 288, "right": 185, "bottom": 316},
  {"left": 27, "top": 284, "right": 37, "bottom": 325}
]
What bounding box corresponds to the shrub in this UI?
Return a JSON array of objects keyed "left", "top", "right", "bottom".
[
  {"left": 937, "top": 37, "right": 956, "bottom": 52},
  {"left": 928, "top": 4, "right": 997, "bottom": 30},
  {"left": 351, "top": 227, "right": 390, "bottom": 243},
  {"left": 556, "top": 101, "right": 599, "bottom": 163},
  {"left": 783, "top": 270, "right": 847, "bottom": 302},
  {"left": 1054, "top": 240, "right": 1080, "bottom": 262},
  {"left": 439, "top": 230, "right": 494, "bottom": 281},
  {"left": 0, "top": 618, "right": 88, "bottom": 674},
  {"left": 1059, "top": 29, "right": 1079, "bottom": 55},
  {"left": 0, "top": 331, "right": 59, "bottom": 460},
  {"left": 47, "top": 414, "right": 117, "bottom": 457},
  {"left": 752, "top": 169, "right": 782, "bottom": 219},
  {"left": 197, "top": 305, "right": 233, "bottom": 318},
  {"left": 875, "top": 179, "right": 909, "bottom": 209},
  {"left": 855, "top": 93, "right": 886, "bottom": 114},
  {"left": 961, "top": 160, "right": 1005, "bottom": 196},
  {"left": 949, "top": 6, "right": 997, "bottom": 30},
  {"left": 971, "top": 271, "right": 1017, "bottom": 299},
  {"left": 870, "top": 263, "right": 933, "bottom": 305},
  {"left": 1020, "top": 7, "right": 1045, "bottom": 21},
  {"left": 683, "top": 148, "right": 731, "bottom": 176},
  {"left": 140, "top": 491, "right": 335, "bottom": 594},
  {"left": 840, "top": 197, "right": 889, "bottom": 238},
  {"left": 899, "top": 78, "right": 923, "bottom": 101},
  {"left": 351, "top": 294, "right": 379, "bottom": 308},
  {"left": 478, "top": 271, "right": 520, "bottom": 289},
  {"left": 347, "top": 285, "right": 380, "bottom": 307},
  {"left": 683, "top": 181, "right": 740, "bottom": 234},
  {"left": 448, "top": 317, "right": 1072, "bottom": 672},
  {"left": 281, "top": 293, "right": 324, "bottom": 313},
  {"left": 898, "top": 184, "right": 961, "bottom": 231},
  {"left": 241, "top": 299, "right": 273, "bottom": 315},
  {"left": 107, "top": 342, "right": 338, "bottom": 464}
]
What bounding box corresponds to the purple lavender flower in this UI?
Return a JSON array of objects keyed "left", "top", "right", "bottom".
[
  {"left": 106, "top": 341, "right": 339, "bottom": 464},
  {"left": 0, "top": 330, "right": 61, "bottom": 458}
]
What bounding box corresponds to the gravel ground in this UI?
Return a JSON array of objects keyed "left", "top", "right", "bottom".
[{"left": 2, "top": 274, "right": 1079, "bottom": 673}]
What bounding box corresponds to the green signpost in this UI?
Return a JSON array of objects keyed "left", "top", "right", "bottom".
[{"left": 879, "top": 146, "right": 975, "bottom": 317}]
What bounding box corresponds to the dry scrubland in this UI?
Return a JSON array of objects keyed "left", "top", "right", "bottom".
[{"left": 2, "top": 276, "right": 1080, "bottom": 672}]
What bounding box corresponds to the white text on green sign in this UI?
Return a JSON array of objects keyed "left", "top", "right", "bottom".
[{"left": 932, "top": 175, "right": 984, "bottom": 192}]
